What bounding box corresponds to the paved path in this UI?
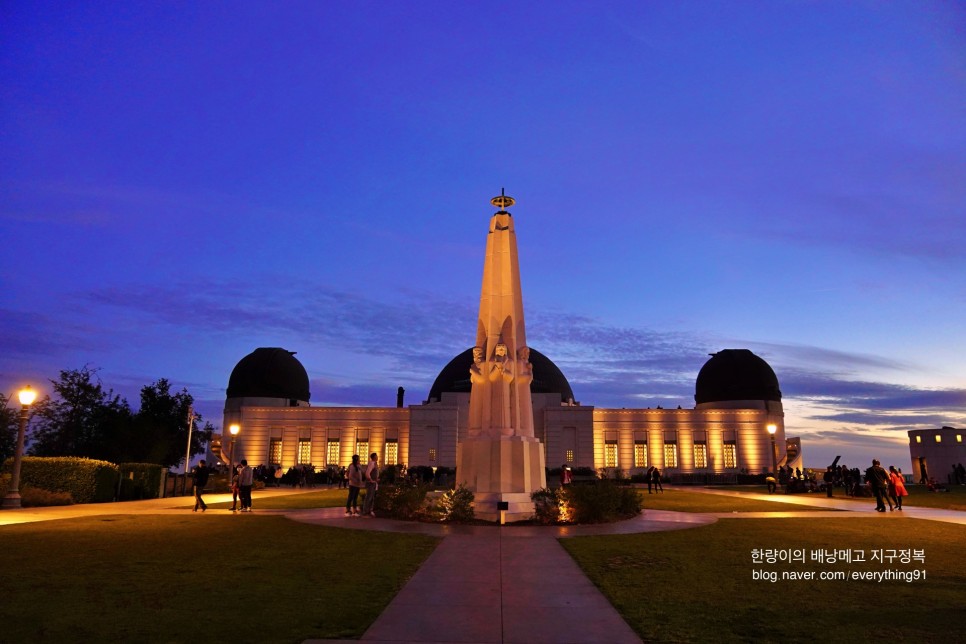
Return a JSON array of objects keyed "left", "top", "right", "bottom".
[{"left": 693, "top": 487, "right": 966, "bottom": 525}]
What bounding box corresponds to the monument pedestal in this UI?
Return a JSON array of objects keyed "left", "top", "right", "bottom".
[{"left": 457, "top": 436, "right": 546, "bottom": 522}]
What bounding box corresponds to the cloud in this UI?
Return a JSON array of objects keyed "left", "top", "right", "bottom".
[{"left": 74, "top": 277, "right": 965, "bottom": 445}]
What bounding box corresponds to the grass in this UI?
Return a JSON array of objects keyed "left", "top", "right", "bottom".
[
  {"left": 641, "top": 488, "right": 835, "bottom": 513},
  {"left": 208, "top": 487, "right": 350, "bottom": 510},
  {"left": 562, "top": 517, "right": 965, "bottom": 643},
  {"left": 0, "top": 514, "right": 438, "bottom": 643}
]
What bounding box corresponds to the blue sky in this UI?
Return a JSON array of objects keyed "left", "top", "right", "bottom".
[{"left": 2, "top": 1, "right": 964, "bottom": 468}]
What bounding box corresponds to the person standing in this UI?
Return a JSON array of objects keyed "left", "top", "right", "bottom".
[
  {"left": 652, "top": 467, "right": 663, "bottom": 493},
  {"left": 646, "top": 466, "right": 654, "bottom": 494},
  {"left": 191, "top": 460, "right": 209, "bottom": 512},
  {"left": 823, "top": 467, "right": 834, "bottom": 498},
  {"left": 229, "top": 465, "right": 241, "bottom": 512},
  {"left": 888, "top": 465, "right": 908, "bottom": 510},
  {"left": 865, "top": 459, "right": 893, "bottom": 512},
  {"left": 345, "top": 454, "right": 363, "bottom": 516},
  {"left": 238, "top": 459, "right": 254, "bottom": 512},
  {"left": 362, "top": 452, "right": 379, "bottom": 517}
]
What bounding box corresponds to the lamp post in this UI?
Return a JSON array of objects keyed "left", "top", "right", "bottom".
[
  {"left": 228, "top": 424, "right": 240, "bottom": 478},
  {"left": 2, "top": 386, "right": 38, "bottom": 509},
  {"left": 766, "top": 423, "right": 778, "bottom": 475}
]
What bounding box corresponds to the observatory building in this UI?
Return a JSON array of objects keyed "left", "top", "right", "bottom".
[{"left": 219, "top": 195, "right": 799, "bottom": 490}]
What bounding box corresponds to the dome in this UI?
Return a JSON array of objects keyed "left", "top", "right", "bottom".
[
  {"left": 227, "top": 348, "right": 311, "bottom": 401},
  {"left": 694, "top": 349, "right": 781, "bottom": 404},
  {"left": 427, "top": 347, "right": 574, "bottom": 403}
]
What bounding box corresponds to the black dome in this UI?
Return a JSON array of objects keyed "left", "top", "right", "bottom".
[
  {"left": 427, "top": 347, "right": 574, "bottom": 403},
  {"left": 695, "top": 349, "right": 781, "bottom": 404},
  {"left": 227, "top": 348, "right": 311, "bottom": 401}
]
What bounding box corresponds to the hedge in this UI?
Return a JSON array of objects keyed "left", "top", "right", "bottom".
[
  {"left": 0, "top": 456, "right": 119, "bottom": 503},
  {"left": 117, "top": 463, "right": 163, "bottom": 501}
]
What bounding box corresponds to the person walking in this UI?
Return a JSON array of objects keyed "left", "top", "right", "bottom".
[
  {"left": 191, "top": 459, "right": 209, "bottom": 512},
  {"left": 865, "top": 459, "right": 893, "bottom": 512},
  {"left": 238, "top": 459, "right": 254, "bottom": 512},
  {"left": 888, "top": 465, "right": 908, "bottom": 511},
  {"left": 345, "top": 454, "right": 363, "bottom": 516},
  {"left": 362, "top": 452, "right": 379, "bottom": 517}
]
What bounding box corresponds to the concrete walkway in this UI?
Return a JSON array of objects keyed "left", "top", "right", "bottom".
[{"left": 694, "top": 486, "right": 966, "bottom": 525}]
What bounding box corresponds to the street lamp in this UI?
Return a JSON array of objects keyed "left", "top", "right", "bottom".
[
  {"left": 2, "top": 386, "right": 38, "bottom": 509},
  {"left": 229, "top": 424, "right": 240, "bottom": 478},
  {"left": 766, "top": 423, "right": 778, "bottom": 475}
]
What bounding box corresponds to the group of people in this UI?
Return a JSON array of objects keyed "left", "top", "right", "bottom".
[
  {"left": 864, "top": 459, "right": 908, "bottom": 512},
  {"left": 345, "top": 452, "right": 380, "bottom": 517},
  {"left": 191, "top": 459, "right": 254, "bottom": 513}
]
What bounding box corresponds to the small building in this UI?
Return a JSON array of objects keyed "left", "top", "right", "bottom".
[{"left": 907, "top": 427, "right": 966, "bottom": 484}]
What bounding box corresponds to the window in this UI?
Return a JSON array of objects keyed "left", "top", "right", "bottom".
[
  {"left": 565, "top": 449, "right": 574, "bottom": 463},
  {"left": 385, "top": 440, "right": 398, "bottom": 466},
  {"left": 298, "top": 439, "right": 311, "bottom": 464},
  {"left": 915, "top": 436, "right": 921, "bottom": 444},
  {"left": 935, "top": 435, "right": 941, "bottom": 443},
  {"left": 356, "top": 440, "right": 369, "bottom": 459},
  {"left": 723, "top": 442, "right": 737, "bottom": 469},
  {"left": 693, "top": 443, "right": 707, "bottom": 469},
  {"left": 958, "top": 435, "right": 962, "bottom": 444},
  {"left": 663, "top": 442, "right": 678, "bottom": 468},
  {"left": 428, "top": 447, "right": 437, "bottom": 462},
  {"left": 604, "top": 441, "right": 618, "bottom": 468},
  {"left": 634, "top": 442, "right": 647, "bottom": 468},
  {"left": 326, "top": 440, "right": 340, "bottom": 465},
  {"left": 269, "top": 439, "right": 282, "bottom": 465}
]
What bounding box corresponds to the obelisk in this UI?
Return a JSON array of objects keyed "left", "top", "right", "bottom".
[{"left": 456, "top": 191, "right": 547, "bottom": 521}]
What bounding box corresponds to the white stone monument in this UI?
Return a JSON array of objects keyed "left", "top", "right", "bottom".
[{"left": 456, "top": 191, "right": 547, "bottom": 521}]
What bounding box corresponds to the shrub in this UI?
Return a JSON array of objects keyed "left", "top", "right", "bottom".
[
  {"left": 564, "top": 480, "right": 642, "bottom": 523},
  {"left": 117, "top": 463, "right": 163, "bottom": 500},
  {"left": 438, "top": 484, "right": 474, "bottom": 522},
  {"left": 20, "top": 485, "right": 74, "bottom": 507},
  {"left": 0, "top": 456, "right": 118, "bottom": 503},
  {"left": 373, "top": 479, "right": 430, "bottom": 519},
  {"left": 531, "top": 487, "right": 565, "bottom": 524},
  {"left": 532, "top": 481, "right": 643, "bottom": 524}
]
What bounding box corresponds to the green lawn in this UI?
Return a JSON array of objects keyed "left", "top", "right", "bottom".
[
  {"left": 641, "top": 488, "right": 835, "bottom": 513},
  {"left": 208, "top": 487, "right": 350, "bottom": 510},
  {"left": 562, "top": 517, "right": 965, "bottom": 643},
  {"left": 0, "top": 514, "right": 438, "bottom": 643}
]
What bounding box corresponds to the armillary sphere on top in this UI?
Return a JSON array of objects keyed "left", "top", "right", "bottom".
[{"left": 490, "top": 188, "right": 515, "bottom": 211}]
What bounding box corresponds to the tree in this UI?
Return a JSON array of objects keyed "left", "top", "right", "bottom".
[
  {"left": 0, "top": 394, "right": 19, "bottom": 465},
  {"left": 130, "top": 379, "right": 212, "bottom": 468},
  {"left": 29, "top": 367, "right": 132, "bottom": 461}
]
